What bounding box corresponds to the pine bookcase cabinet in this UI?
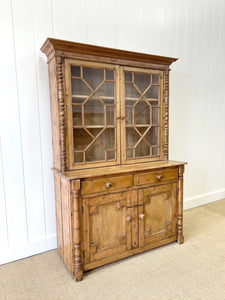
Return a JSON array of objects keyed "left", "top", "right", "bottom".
[{"left": 41, "top": 38, "right": 186, "bottom": 281}]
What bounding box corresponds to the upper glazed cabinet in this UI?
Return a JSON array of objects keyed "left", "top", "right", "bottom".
[
  {"left": 42, "top": 38, "right": 176, "bottom": 172},
  {"left": 66, "top": 61, "right": 163, "bottom": 169}
]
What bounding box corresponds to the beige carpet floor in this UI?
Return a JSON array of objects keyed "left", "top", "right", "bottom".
[{"left": 0, "top": 199, "right": 225, "bottom": 300}]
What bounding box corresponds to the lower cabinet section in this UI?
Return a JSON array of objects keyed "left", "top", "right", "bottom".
[
  {"left": 53, "top": 164, "right": 185, "bottom": 281},
  {"left": 83, "top": 182, "right": 178, "bottom": 267}
]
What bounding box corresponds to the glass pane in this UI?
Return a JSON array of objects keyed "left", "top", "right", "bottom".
[
  {"left": 152, "top": 74, "right": 160, "bottom": 84},
  {"left": 84, "top": 98, "right": 104, "bottom": 126},
  {"left": 71, "top": 66, "right": 81, "bottom": 77},
  {"left": 145, "top": 86, "right": 159, "bottom": 99},
  {"left": 125, "top": 84, "right": 140, "bottom": 99},
  {"left": 149, "top": 100, "right": 159, "bottom": 106},
  {"left": 72, "top": 105, "right": 82, "bottom": 125},
  {"left": 152, "top": 107, "right": 159, "bottom": 125},
  {"left": 72, "top": 78, "right": 91, "bottom": 96},
  {"left": 74, "top": 152, "right": 83, "bottom": 163},
  {"left": 126, "top": 149, "right": 133, "bottom": 159},
  {"left": 83, "top": 67, "right": 104, "bottom": 90},
  {"left": 98, "top": 128, "right": 115, "bottom": 150},
  {"left": 125, "top": 72, "right": 132, "bottom": 83},
  {"left": 125, "top": 100, "right": 135, "bottom": 107},
  {"left": 125, "top": 107, "right": 132, "bottom": 125},
  {"left": 87, "top": 128, "right": 103, "bottom": 137},
  {"left": 73, "top": 129, "right": 92, "bottom": 151},
  {"left": 106, "top": 107, "right": 115, "bottom": 126},
  {"left": 145, "top": 127, "right": 159, "bottom": 146},
  {"left": 97, "top": 82, "right": 114, "bottom": 100},
  {"left": 105, "top": 69, "right": 114, "bottom": 81},
  {"left": 126, "top": 128, "right": 140, "bottom": 148},
  {"left": 72, "top": 96, "right": 86, "bottom": 104},
  {"left": 86, "top": 141, "right": 105, "bottom": 162},
  {"left": 152, "top": 147, "right": 159, "bottom": 156},
  {"left": 107, "top": 151, "right": 115, "bottom": 160},
  {"left": 135, "top": 140, "right": 150, "bottom": 157},
  {"left": 134, "top": 100, "right": 150, "bottom": 125},
  {"left": 134, "top": 73, "right": 150, "bottom": 92},
  {"left": 136, "top": 127, "right": 148, "bottom": 135}
]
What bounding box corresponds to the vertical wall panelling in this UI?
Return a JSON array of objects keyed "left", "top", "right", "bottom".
[
  {"left": 117, "top": 0, "right": 142, "bottom": 52},
  {"left": 51, "top": 0, "right": 71, "bottom": 39},
  {"left": 32, "top": 0, "right": 56, "bottom": 238},
  {"left": 11, "top": 0, "right": 46, "bottom": 241},
  {"left": 101, "top": 0, "right": 117, "bottom": 47},
  {"left": 1, "top": 0, "right": 225, "bottom": 264},
  {"left": 86, "top": 0, "right": 103, "bottom": 45},
  {"left": 0, "top": 141, "right": 8, "bottom": 247},
  {"left": 70, "top": 0, "right": 88, "bottom": 43},
  {"left": 0, "top": 0, "right": 28, "bottom": 250}
]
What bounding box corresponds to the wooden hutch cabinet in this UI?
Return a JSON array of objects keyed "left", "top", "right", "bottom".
[{"left": 41, "top": 38, "right": 186, "bottom": 281}]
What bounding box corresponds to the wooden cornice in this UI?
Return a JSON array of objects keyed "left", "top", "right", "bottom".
[{"left": 41, "top": 37, "right": 178, "bottom": 66}]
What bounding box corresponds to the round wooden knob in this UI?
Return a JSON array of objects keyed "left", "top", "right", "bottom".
[
  {"left": 126, "top": 216, "right": 132, "bottom": 222},
  {"left": 157, "top": 174, "right": 162, "bottom": 181},
  {"left": 139, "top": 213, "right": 145, "bottom": 220},
  {"left": 106, "top": 182, "right": 112, "bottom": 188}
]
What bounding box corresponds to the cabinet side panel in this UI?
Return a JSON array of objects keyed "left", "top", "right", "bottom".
[
  {"left": 61, "top": 177, "right": 73, "bottom": 275},
  {"left": 53, "top": 172, "right": 63, "bottom": 258},
  {"left": 48, "top": 58, "right": 61, "bottom": 170}
]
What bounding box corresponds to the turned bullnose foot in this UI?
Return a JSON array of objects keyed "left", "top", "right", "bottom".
[
  {"left": 177, "top": 235, "right": 184, "bottom": 245},
  {"left": 74, "top": 271, "right": 83, "bottom": 282}
]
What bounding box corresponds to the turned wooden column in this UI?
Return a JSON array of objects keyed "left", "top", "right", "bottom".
[
  {"left": 177, "top": 166, "right": 184, "bottom": 244},
  {"left": 71, "top": 180, "right": 83, "bottom": 281}
]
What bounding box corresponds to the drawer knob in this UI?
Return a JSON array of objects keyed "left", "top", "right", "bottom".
[
  {"left": 157, "top": 174, "right": 162, "bottom": 181},
  {"left": 126, "top": 216, "right": 132, "bottom": 222},
  {"left": 139, "top": 213, "right": 145, "bottom": 220},
  {"left": 106, "top": 182, "right": 112, "bottom": 188}
]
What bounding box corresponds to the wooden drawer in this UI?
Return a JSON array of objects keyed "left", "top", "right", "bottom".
[
  {"left": 137, "top": 168, "right": 178, "bottom": 186},
  {"left": 82, "top": 175, "right": 134, "bottom": 195}
]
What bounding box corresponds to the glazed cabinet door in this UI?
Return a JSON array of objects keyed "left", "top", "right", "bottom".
[
  {"left": 83, "top": 191, "right": 132, "bottom": 264},
  {"left": 65, "top": 59, "right": 120, "bottom": 170},
  {"left": 121, "top": 66, "right": 164, "bottom": 164},
  {"left": 138, "top": 183, "right": 177, "bottom": 248}
]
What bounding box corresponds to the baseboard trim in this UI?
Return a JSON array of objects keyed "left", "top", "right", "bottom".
[
  {"left": 184, "top": 189, "right": 225, "bottom": 210},
  {"left": 0, "top": 235, "right": 57, "bottom": 265}
]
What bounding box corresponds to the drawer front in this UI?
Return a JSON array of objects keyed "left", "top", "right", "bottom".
[
  {"left": 137, "top": 168, "right": 178, "bottom": 186},
  {"left": 82, "top": 175, "right": 134, "bottom": 195}
]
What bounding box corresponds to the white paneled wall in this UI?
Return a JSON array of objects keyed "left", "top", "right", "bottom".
[{"left": 0, "top": 0, "right": 225, "bottom": 264}]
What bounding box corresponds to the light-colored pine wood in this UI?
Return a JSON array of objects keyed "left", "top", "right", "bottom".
[
  {"left": 82, "top": 174, "right": 133, "bottom": 195},
  {"left": 83, "top": 191, "right": 132, "bottom": 264},
  {"left": 138, "top": 183, "right": 177, "bottom": 247},
  {"left": 41, "top": 38, "right": 186, "bottom": 281}
]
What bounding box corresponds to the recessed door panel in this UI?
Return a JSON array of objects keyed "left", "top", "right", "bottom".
[
  {"left": 83, "top": 191, "right": 132, "bottom": 264},
  {"left": 138, "top": 183, "right": 177, "bottom": 248}
]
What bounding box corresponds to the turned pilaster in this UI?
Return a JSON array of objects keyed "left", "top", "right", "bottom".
[
  {"left": 56, "top": 56, "right": 66, "bottom": 172},
  {"left": 177, "top": 166, "right": 184, "bottom": 244},
  {"left": 71, "top": 180, "right": 83, "bottom": 281},
  {"left": 163, "top": 68, "right": 169, "bottom": 161}
]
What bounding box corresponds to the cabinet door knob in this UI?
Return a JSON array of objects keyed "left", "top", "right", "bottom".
[
  {"left": 157, "top": 174, "right": 162, "bottom": 181},
  {"left": 139, "top": 213, "right": 145, "bottom": 220},
  {"left": 126, "top": 216, "right": 132, "bottom": 222},
  {"left": 106, "top": 182, "right": 112, "bottom": 188}
]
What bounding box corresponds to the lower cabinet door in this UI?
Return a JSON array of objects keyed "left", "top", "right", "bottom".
[
  {"left": 138, "top": 183, "right": 177, "bottom": 248},
  {"left": 83, "top": 191, "right": 132, "bottom": 264}
]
